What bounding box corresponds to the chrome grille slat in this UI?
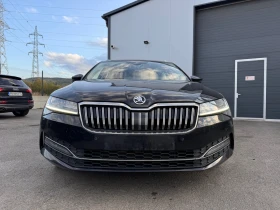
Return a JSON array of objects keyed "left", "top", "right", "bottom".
[
  {"left": 131, "top": 112, "right": 135, "bottom": 130},
  {"left": 102, "top": 107, "right": 106, "bottom": 129},
  {"left": 156, "top": 108, "right": 160, "bottom": 130},
  {"left": 80, "top": 103, "right": 198, "bottom": 133},
  {"left": 138, "top": 112, "right": 141, "bottom": 130},
  {"left": 162, "top": 108, "right": 166, "bottom": 130},
  {"left": 173, "top": 108, "right": 177, "bottom": 129},
  {"left": 179, "top": 108, "right": 183, "bottom": 129},
  {"left": 84, "top": 107, "right": 88, "bottom": 125},
  {"left": 108, "top": 107, "right": 111, "bottom": 129},
  {"left": 120, "top": 108, "right": 123, "bottom": 129},
  {"left": 113, "top": 108, "right": 117, "bottom": 130},
  {"left": 145, "top": 112, "right": 148, "bottom": 130},
  {"left": 125, "top": 110, "right": 128, "bottom": 130},
  {"left": 168, "top": 108, "right": 172, "bottom": 129},
  {"left": 184, "top": 108, "right": 189, "bottom": 129},
  {"left": 90, "top": 107, "right": 94, "bottom": 128},
  {"left": 95, "top": 107, "right": 100, "bottom": 128},
  {"left": 190, "top": 108, "right": 195, "bottom": 126},
  {"left": 151, "top": 110, "right": 154, "bottom": 130}
]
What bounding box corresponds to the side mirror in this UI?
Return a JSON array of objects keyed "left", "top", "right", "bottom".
[
  {"left": 72, "top": 74, "right": 83, "bottom": 82},
  {"left": 191, "top": 75, "right": 203, "bottom": 83}
]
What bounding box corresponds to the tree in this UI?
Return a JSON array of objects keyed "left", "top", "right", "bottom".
[{"left": 25, "top": 79, "right": 62, "bottom": 95}]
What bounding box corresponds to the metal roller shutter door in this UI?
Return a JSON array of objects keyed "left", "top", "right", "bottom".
[{"left": 194, "top": 0, "right": 280, "bottom": 119}]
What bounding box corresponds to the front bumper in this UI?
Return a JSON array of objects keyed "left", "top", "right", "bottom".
[{"left": 40, "top": 112, "right": 234, "bottom": 172}]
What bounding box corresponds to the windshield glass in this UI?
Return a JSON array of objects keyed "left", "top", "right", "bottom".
[
  {"left": 0, "top": 78, "right": 26, "bottom": 87},
  {"left": 84, "top": 61, "right": 189, "bottom": 81}
]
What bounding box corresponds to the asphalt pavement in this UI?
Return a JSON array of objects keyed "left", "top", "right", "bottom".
[{"left": 0, "top": 109, "right": 280, "bottom": 210}]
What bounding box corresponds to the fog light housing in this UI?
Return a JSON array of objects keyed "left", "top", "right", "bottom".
[
  {"left": 44, "top": 137, "right": 73, "bottom": 157},
  {"left": 204, "top": 137, "right": 230, "bottom": 157}
]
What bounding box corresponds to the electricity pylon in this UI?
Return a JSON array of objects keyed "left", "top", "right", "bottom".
[
  {"left": 0, "top": 0, "right": 9, "bottom": 75},
  {"left": 27, "top": 26, "right": 45, "bottom": 78}
]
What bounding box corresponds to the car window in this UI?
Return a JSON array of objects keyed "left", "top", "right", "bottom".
[
  {"left": 0, "top": 78, "right": 26, "bottom": 87},
  {"left": 84, "top": 61, "right": 189, "bottom": 81}
]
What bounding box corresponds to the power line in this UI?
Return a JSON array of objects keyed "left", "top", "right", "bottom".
[
  {"left": 38, "top": 59, "right": 59, "bottom": 77},
  {"left": 7, "top": 35, "right": 106, "bottom": 43},
  {"left": 5, "top": 8, "right": 32, "bottom": 34},
  {"left": 6, "top": 29, "right": 30, "bottom": 43},
  {"left": 5, "top": 18, "right": 27, "bottom": 35},
  {"left": 10, "top": 28, "right": 105, "bottom": 37},
  {"left": 7, "top": 10, "right": 101, "bottom": 19},
  {"left": 4, "top": 3, "right": 108, "bottom": 11},
  {"left": 31, "top": 31, "right": 104, "bottom": 37},
  {"left": 8, "top": 42, "right": 31, "bottom": 57},
  {"left": 11, "top": 41, "right": 106, "bottom": 50},
  {"left": 6, "top": 0, "right": 33, "bottom": 29},
  {"left": 5, "top": 18, "right": 105, "bottom": 26}
]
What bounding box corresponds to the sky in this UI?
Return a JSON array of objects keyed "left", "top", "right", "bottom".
[{"left": 3, "top": 0, "right": 134, "bottom": 79}]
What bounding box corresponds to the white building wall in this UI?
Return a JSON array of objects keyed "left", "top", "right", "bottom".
[
  {"left": 110, "top": 0, "right": 221, "bottom": 75},
  {"left": 170, "top": 0, "right": 195, "bottom": 74},
  {"left": 110, "top": 3, "right": 150, "bottom": 60}
]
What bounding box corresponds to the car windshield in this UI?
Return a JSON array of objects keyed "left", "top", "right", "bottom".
[
  {"left": 84, "top": 61, "right": 189, "bottom": 81},
  {"left": 0, "top": 78, "right": 25, "bottom": 87}
]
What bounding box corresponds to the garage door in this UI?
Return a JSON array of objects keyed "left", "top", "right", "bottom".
[{"left": 194, "top": 0, "right": 280, "bottom": 120}]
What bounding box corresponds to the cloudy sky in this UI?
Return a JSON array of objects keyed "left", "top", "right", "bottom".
[{"left": 4, "top": 0, "right": 134, "bottom": 78}]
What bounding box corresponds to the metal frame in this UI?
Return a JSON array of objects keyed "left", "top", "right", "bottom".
[
  {"left": 234, "top": 58, "right": 267, "bottom": 119},
  {"left": 78, "top": 102, "right": 199, "bottom": 135}
]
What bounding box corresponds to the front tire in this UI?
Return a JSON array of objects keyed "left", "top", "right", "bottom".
[{"left": 13, "top": 110, "right": 29, "bottom": 117}]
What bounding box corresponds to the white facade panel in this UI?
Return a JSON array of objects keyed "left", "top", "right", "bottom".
[
  {"left": 170, "top": 0, "right": 194, "bottom": 73},
  {"left": 148, "top": 0, "right": 170, "bottom": 61},
  {"left": 109, "top": 0, "right": 222, "bottom": 75},
  {"left": 110, "top": 2, "right": 150, "bottom": 60}
]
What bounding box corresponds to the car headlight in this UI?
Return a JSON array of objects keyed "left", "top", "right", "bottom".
[
  {"left": 199, "top": 98, "right": 229, "bottom": 117},
  {"left": 45, "top": 96, "right": 78, "bottom": 115}
]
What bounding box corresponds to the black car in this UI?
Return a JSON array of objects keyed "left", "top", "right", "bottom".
[
  {"left": 0, "top": 75, "right": 33, "bottom": 116},
  {"left": 40, "top": 60, "right": 234, "bottom": 172}
]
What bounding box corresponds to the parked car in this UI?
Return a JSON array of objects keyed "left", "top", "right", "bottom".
[
  {"left": 0, "top": 75, "right": 33, "bottom": 116},
  {"left": 40, "top": 60, "right": 234, "bottom": 172}
]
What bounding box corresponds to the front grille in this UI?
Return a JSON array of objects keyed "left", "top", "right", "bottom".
[{"left": 79, "top": 103, "right": 198, "bottom": 133}]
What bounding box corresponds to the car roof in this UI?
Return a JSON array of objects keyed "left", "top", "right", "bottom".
[
  {"left": 104, "top": 59, "right": 175, "bottom": 64},
  {"left": 0, "top": 74, "right": 22, "bottom": 80}
]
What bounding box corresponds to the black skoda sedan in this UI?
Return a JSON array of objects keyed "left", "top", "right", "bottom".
[
  {"left": 0, "top": 75, "right": 33, "bottom": 116},
  {"left": 40, "top": 60, "right": 234, "bottom": 172}
]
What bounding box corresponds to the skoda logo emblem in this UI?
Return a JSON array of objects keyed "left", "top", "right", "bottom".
[{"left": 133, "top": 95, "right": 146, "bottom": 105}]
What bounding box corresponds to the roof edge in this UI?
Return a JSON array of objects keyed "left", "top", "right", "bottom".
[
  {"left": 102, "top": 0, "right": 150, "bottom": 21},
  {"left": 196, "top": 0, "right": 251, "bottom": 10}
]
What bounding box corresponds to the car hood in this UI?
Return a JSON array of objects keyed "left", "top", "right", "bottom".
[{"left": 51, "top": 80, "right": 223, "bottom": 108}]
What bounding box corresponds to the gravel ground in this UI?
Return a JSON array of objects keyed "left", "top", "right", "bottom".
[{"left": 0, "top": 109, "right": 280, "bottom": 210}]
